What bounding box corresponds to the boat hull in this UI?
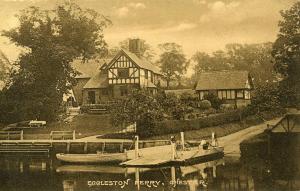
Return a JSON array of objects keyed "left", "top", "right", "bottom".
[
  {"left": 173, "top": 147, "right": 224, "bottom": 166},
  {"left": 56, "top": 153, "right": 127, "bottom": 164}
]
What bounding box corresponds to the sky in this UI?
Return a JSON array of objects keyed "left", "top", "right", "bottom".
[{"left": 0, "top": 0, "right": 296, "bottom": 64}]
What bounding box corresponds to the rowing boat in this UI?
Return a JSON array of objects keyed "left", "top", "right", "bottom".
[{"left": 56, "top": 152, "right": 127, "bottom": 164}]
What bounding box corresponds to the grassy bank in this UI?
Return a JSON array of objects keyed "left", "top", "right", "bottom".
[{"left": 10, "top": 114, "right": 116, "bottom": 139}]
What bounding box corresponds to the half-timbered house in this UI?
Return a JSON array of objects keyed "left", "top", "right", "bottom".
[
  {"left": 73, "top": 39, "right": 164, "bottom": 105},
  {"left": 195, "top": 71, "right": 254, "bottom": 108}
]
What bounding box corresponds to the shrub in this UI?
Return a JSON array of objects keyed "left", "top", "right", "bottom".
[
  {"left": 136, "top": 109, "right": 244, "bottom": 138},
  {"left": 198, "top": 100, "right": 211, "bottom": 110},
  {"left": 203, "top": 93, "right": 223, "bottom": 110},
  {"left": 220, "top": 104, "right": 235, "bottom": 111}
]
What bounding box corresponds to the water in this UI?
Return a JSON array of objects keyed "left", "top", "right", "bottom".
[{"left": 0, "top": 153, "right": 298, "bottom": 191}]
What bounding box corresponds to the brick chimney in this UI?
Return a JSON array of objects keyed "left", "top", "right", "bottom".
[{"left": 129, "top": 39, "right": 143, "bottom": 57}]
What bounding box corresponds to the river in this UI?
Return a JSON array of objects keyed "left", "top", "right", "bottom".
[{"left": 0, "top": 152, "right": 298, "bottom": 191}]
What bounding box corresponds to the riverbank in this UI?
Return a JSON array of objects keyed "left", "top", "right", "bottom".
[{"left": 1, "top": 114, "right": 115, "bottom": 139}]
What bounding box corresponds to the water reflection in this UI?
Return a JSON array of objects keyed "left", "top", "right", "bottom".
[{"left": 0, "top": 154, "right": 298, "bottom": 191}]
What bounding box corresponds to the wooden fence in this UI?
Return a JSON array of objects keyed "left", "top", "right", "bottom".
[
  {"left": 0, "top": 131, "right": 23, "bottom": 140},
  {"left": 50, "top": 131, "right": 75, "bottom": 140}
]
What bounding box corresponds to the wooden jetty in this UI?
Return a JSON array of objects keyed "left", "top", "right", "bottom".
[
  {"left": 121, "top": 133, "right": 224, "bottom": 167},
  {"left": 0, "top": 137, "right": 171, "bottom": 156}
]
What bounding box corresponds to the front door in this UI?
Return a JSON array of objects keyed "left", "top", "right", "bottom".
[{"left": 88, "top": 91, "right": 96, "bottom": 104}]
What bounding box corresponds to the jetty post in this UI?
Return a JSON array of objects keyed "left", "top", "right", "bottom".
[
  {"left": 135, "top": 136, "right": 139, "bottom": 159},
  {"left": 171, "top": 166, "right": 176, "bottom": 187},
  {"left": 180, "top": 132, "right": 185, "bottom": 150}
]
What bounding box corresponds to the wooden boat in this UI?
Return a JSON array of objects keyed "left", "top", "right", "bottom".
[
  {"left": 56, "top": 152, "right": 127, "bottom": 164},
  {"left": 174, "top": 146, "right": 224, "bottom": 165}
]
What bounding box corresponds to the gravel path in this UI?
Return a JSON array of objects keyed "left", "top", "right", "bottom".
[{"left": 219, "top": 117, "right": 282, "bottom": 156}]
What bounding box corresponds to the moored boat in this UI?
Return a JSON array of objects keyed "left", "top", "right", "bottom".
[{"left": 56, "top": 152, "right": 127, "bottom": 164}]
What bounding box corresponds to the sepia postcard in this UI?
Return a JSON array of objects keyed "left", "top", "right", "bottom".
[{"left": 0, "top": 0, "right": 299, "bottom": 190}]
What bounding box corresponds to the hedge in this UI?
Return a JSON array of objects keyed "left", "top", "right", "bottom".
[
  {"left": 102, "top": 108, "right": 285, "bottom": 139},
  {"left": 137, "top": 109, "right": 244, "bottom": 137}
]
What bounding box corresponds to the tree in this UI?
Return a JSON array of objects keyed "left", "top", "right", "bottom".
[
  {"left": 0, "top": 2, "right": 110, "bottom": 122},
  {"left": 226, "top": 43, "right": 275, "bottom": 85},
  {"left": 157, "top": 43, "right": 189, "bottom": 88},
  {"left": 110, "top": 90, "right": 164, "bottom": 136},
  {"left": 272, "top": 2, "right": 300, "bottom": 107},
  {"left": 192, "top": 43, "right": 276, "bottom": 86},
  {"left": 203, "top": 93, "right": 223, "bottom": 110},
  {"left": 0, "top": 50, "right": 10, "bottom": 88},
  {"left": 119, "top": 38, "right": 155, "bottom": 61}
]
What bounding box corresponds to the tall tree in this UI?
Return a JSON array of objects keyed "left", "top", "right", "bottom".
[
  {"left": 0, "top": 2, "right": 110, "bottom": 122},
  {"left": 157, "top": 43, "right": 189, "bottom": 88},
  {"left": 272, "top": 2, "right": 300, "bottom": 106},
  {"left": 192, "top": 43, "right": 276, "bottom": 86}
]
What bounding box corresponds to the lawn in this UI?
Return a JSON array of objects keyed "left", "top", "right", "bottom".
[{"left": 20, "top": 114, "right": 118, "bottom": 139}]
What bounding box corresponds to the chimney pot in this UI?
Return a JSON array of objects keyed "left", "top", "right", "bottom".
[{"left": 129, "top": 39, "right": 143, "bottom": 57}]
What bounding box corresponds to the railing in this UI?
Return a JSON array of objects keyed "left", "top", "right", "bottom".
[
  {"left": 50, "top": 131, "right": 76, "bottom": 140},
  {"left": 0, "top": 131, "right": 24, "bottom": 140}
]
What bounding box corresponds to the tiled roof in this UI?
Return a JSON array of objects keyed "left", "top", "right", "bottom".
[
  {"left": 72, "top": 59, "right": 110, "bottom": 79},
  {"left": 165, "top": 89, "right": 196, "bottom": 96},
  {"left": 83, "top": 71, "right": 108, "bottom": 89},
  {"left": 195, "top": 71, "right": 251, "bottom": 90},
  {"left": 109, "top": 49, "right": 162, "bottom": 75}
]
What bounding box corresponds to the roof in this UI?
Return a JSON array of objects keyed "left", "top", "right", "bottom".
[
  {"left": 108, "top": 49, "right": 162, "bottom": 75},
  {"left": 72, "top": 59, "right": 110, "bottom": 79},
  {"left": 165, "top": 89, "right": 196, "bottom": 97},
  {"left": 195, "top": 71, "right": 251, "bottom": 90},
  {"left": 83, "top": 71, "right": 108, "bottom": 89},
  {"left": 271, "top": 113, "right": 300, "bottom": 133}
]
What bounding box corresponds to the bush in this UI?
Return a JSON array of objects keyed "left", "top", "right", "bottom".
[
  {"left": 136, "top": 109, "right": 244, "bottom": 138},
  {"left": 203, "top": 93, "right": 223, "bottom": 110},
  {"left": 220, "top": 104, "right": 235, "bottom": 111},
  {"left": 198, "top": 100, "right": 211, "bottom": 110}
]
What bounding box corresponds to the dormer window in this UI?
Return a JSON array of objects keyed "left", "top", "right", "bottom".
[{"left": 118, "top": 68, "right": 129, "bottom": 78}]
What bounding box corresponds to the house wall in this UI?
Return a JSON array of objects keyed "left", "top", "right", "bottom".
[
  {"left": 72, "top": 78, "right": 90, "bottom": 105},
  {"left": 197, "top": 89, "right": 251, "bottom": 108},
  {"left": 82, "top": 88, "right": 112, "bottom": 105},
  {"left": 112, "top": 84, "right": 139, "bottom": 98},
  {"left": 107, "top": 52, "right": 165, "bottom": 90}
]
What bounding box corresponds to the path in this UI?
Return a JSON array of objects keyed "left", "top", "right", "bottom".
[{"left": 219, "top": 117, "right": 282, "bottom": 156}]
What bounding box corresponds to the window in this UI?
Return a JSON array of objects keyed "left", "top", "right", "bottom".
[
  {"left": 217, "top": 90, "right": 236, "bottom": 100},
  {"left": 145, "top": 70, "right": 148, "bottom": 79},
  {"left": 236, "top": 90, "right": 244, "bottom": 98},
  {"left": 118, "top": 68, "right": 129, "bottom": 78}
]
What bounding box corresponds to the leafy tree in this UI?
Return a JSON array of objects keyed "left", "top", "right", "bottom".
[
  {"left": 110, "top": 90, "right": 164, "bottom": 136},
  {"left": 119, "top": 38, "right": 155, "bottom": 61},
  {"left": 203, "top": 93, "right": 223, "bottom": 110},
  {"left": 0, "top": 2, "right": 110, "bottom": 122},
  {"left": 272, "top": 2, "right": 300, "bottom": 107},
  {"left": 0, "top": 50, "right": 10, "bottom": 83},
  {"left": 192, "top": 43, "right": 276, "bottom": 86},
  {"left": 158, "top": 43, "right": 189, "bottom": 88}
]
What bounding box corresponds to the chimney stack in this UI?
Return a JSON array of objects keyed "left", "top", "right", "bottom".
[{"left": 129, "top": 39, "right": 143, "bottom": 57}]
